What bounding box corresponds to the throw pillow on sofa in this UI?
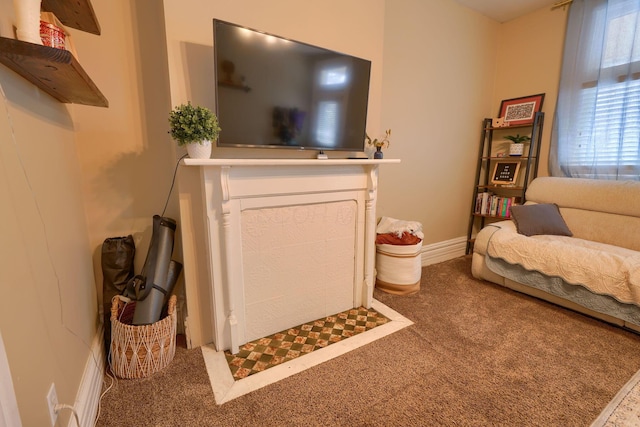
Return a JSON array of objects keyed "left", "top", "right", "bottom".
[{"left": 510, "top": 203, "right": 573, "bottom": 237}]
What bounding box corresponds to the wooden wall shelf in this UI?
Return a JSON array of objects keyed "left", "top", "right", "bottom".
[
  {"left": 41, "top": 0, "right": 101, "bottom": 35},
  {"left": 0, "top": 37, "right": 108, "bottom": 107}
]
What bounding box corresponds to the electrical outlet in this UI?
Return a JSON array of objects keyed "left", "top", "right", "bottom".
[{"left": 46, "top": 383, "right": 58, "bottom": 426}]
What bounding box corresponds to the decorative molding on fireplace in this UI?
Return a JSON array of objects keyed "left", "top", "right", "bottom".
[{"left": 178, "top": 159, "right": 400, "bottom": 353}]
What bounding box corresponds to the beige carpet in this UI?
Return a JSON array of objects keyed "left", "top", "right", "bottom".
[{"left": 96, "top": 256, "right": 640, "bottom": 426}]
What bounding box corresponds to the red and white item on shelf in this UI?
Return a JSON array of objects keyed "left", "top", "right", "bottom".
[{"left": 39, "top": 20, "right": 65, "bottom": 49}]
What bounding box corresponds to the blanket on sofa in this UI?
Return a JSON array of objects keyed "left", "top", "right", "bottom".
[{"left": 485, "top": 222, "right": 640, "bottom": 306}]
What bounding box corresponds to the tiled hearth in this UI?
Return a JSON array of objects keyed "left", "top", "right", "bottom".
[
  {"left": 201, "top": 299, "right": 413, "bottom": 404},
  {"left": 225, "top": 306, "right": 389, "bottom": 380}
]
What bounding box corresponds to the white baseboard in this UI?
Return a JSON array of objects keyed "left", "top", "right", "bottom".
[
  {"left": 73, "top": 326, "right": 105, "bottom": 427},
  {"left": 420, "top": 236, "right": 467, "bottom": 266}
]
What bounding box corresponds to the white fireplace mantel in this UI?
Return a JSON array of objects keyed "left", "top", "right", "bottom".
[{"left": 177, "top": 158, "right": 399, "bottom": 353}]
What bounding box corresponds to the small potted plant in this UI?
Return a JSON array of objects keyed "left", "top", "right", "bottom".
[
  {"left": 365, "top": 129, "right": 391, "bottom": 159},
  {"left": 168, "top": 102, "right": 221, "bottom": 159},
  {"left": 504, "top": 134, "right": 530, "bottom": 156}
]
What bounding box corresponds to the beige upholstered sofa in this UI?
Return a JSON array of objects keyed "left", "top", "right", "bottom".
[{"left": 472, "top": 177, "right": 640, "bottom": 332}]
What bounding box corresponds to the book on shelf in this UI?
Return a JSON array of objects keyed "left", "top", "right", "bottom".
[{"left": 474, "top": 192, "right": 519, "bottom": 218}]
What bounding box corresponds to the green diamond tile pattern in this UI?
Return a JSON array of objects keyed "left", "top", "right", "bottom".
[{"left": 224, "top": 306, "right": 389, "bottom": 380}]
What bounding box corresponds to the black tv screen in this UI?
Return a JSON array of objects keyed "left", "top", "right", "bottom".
[{"left": 213, "top": 19, "right": 371, "bottom": 152}]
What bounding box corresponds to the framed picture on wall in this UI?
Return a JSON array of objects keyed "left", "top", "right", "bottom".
[
  {"left": 491, "top": 161, "right": 521, "bottom": 185},
  {"left": 498, "top": 93, "right": 545, "bottom": 126}
]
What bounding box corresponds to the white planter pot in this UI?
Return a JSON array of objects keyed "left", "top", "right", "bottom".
[
  {"left": 509, "top": 143, "right": 524, "bottom": 156},
  {"left": 186, "top": 140, "right": 212, "bottom": 159}
]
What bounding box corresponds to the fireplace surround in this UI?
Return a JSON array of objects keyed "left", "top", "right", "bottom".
[{"left": 177, "top": 158, "right": 399, "bottom": 354}]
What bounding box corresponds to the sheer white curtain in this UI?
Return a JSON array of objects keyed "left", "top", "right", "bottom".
[{"left": 550, "top": 0, "right": 640, "bottom": 180}]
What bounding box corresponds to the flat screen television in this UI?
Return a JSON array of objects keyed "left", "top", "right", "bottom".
[{"left": 213, "top": 19, "right": 372, "bottom": 152}]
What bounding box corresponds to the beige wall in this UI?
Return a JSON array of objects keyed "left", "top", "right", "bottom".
[
  {"left": 0, "top": 0, "right": 569, "bottom": 424},
  {"left": 0, "top": 0, "right": 174, "bottom": 425},
  {"left": 0, "top": 2, "right": 97, "bottom": 426},
  {"left": 378, "top": 0, "right": 500, "bottom": 244},
  {"left": 378, "top": 1, "right": 567, "bottom": 245},
  {"left": 493, "top": 6, "right": 568, "bottom": 177},
  {"left": 162, "top": 0, "right": 386, "bottom": 159},
  {"left": 71, "top": 1, "right": 177, "bottom": 306}
]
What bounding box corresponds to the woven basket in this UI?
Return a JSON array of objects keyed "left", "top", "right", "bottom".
[
  {"left": 375, "top": 241, "right": 422, "bottom": 296},
  {"left": 110, "top": 295, "right": 177, "bottom": 379}
]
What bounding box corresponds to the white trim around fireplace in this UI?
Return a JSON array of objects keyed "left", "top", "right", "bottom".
[{"left": 177, "top": 159, "right": 400, "bottom": 354}]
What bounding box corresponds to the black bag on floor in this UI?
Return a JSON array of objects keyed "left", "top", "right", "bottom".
[{"left": 101, "top": 235, "right": 135, "bottom": 357}]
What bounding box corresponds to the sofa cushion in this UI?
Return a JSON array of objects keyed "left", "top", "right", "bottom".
[
  {"left": 510, "top": 203, "right": 573, "bottom": 237},
  {"left": 485, "top": 226, "right": 640, "bottom": 305},
  {"left": 526, "top": 177, "right": 640, "bottom": 218}
]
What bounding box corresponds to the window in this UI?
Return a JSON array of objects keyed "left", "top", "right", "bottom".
[
  {"left": 310, "top": 60, "right": 351, "bottom": 148},
  {"left": 319, "top": 66, "right": 348, "bottom": 87},
  {"left": 315, "top": 101, "right": 340, "bottom": 145},
  {"left": 551, "top": 0, "right": 640, "bottom": 180}
]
